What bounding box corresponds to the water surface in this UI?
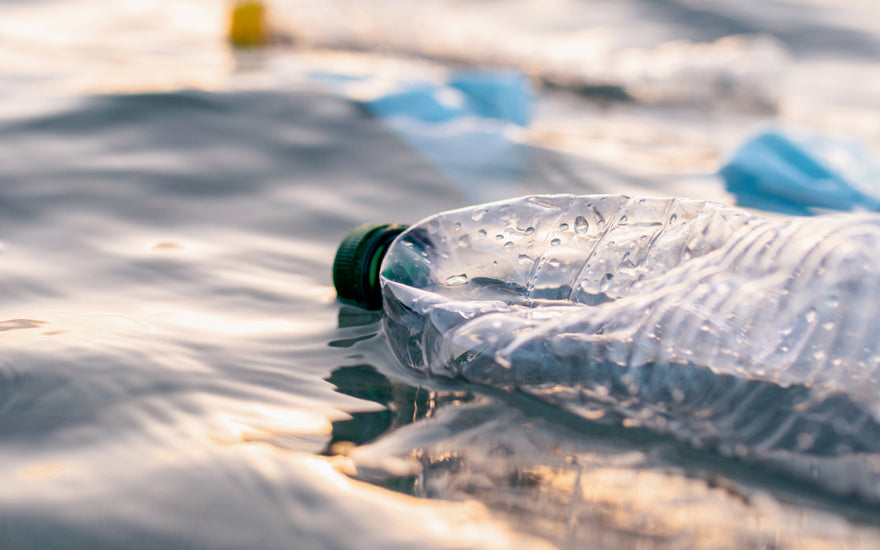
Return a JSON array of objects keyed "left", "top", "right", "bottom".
[{"left": 3, "top": 0, "right": 880, "bottom": 547}]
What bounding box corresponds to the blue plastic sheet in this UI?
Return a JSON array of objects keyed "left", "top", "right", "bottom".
[
  {"left": 360, "top": 71, "right": 532, "bottom": 202},
  {"left": 310, "top": 70, "right": 532, "bottom": 202},
  {"left": 364, "top": 72, "right": 531, "bottom": 127},
  {"left": 721, "top": 129, "right": 880, "bottom": 215}
]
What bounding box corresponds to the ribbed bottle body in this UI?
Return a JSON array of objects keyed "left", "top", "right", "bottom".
[{"left": 380, "top": 194, "right": 880, "bottom": 500}]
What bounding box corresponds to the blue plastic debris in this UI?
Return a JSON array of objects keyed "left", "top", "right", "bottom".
[
  {"left": 364, "top": 71, "right": 531, "bottom": 127},
  {"left": 720, "top": 129, "right": 880, "bottom": 215},
  {"left": 366, "top": 84, "right": 468, "bottom": 124},
  {"left": 447, "top": 72, "right": 531, "bottom": 127},
  {"left": 310, "top": 70, "right": 532, "bottom": 201},
  {"left": 359, "top": 71, "right": 533, "bottom": 202}
]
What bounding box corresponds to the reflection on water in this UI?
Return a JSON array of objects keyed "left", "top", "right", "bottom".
[
  {"left": 325, "top": 364, "right": 427, "bottom": 451},
  {"left": 326, "top": 307, "right": 478, "bottom": 493},
  {"left": 330, "top": 343, "right": 880, "bottom": 548},
  {"left": 328, "top": 293, "right": 880, "bottom": 548},
  {"left": 325, "top": 363, "right": 440, "bottom": 495}
]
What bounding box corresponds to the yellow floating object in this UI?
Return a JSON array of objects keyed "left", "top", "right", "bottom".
[{"left": 229, "top": 1, "right": 267, "bottom": 48}]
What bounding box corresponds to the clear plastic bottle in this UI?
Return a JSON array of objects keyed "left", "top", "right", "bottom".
[{"left": 334, "top": 194, "right": 880, "bottom": 501}]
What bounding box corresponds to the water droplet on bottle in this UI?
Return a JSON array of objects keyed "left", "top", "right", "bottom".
[
  {"left": 547, "top": 258, "right": 561, "bottom": 268},
  {"left": 669, "top": 213, "right": 678, "bottom": 224},
  {"left": 525, "top": 226, "right": 535, "bottom": 236},
  {"left": 477, "top": 229, "right": 487, "bottom": 238},
  {"left": 445, "top": 274, "right": 469, "bottom": 286},
  {"left": 550, "top": 238, "right": 561, "bottom": 246},
  {"left": 472, "top": 208, "right": 488, "bottom": 221},
  {"left": 454, "top": 222, "right": 461, "bottom": 230},
  {"left": 574, "top": 216, "right": 589, "bottom": 234},
  {"left": 559, "top": 223, "right": 569, "bottom": 231},
  {"left": 496, "top": 233, "right": 504, "bottom": 240},
  {"left": 599, "top": 273, "right": 613, "bottom": 292},
  {"left": 518, "top": 254, "right": 532, "bottom": 265},
  {"left": 504, "top": 241, "right": 514, "bottom": 251},
  {"left": 457, "top": 234, "right": 471, "bottom": 247}
]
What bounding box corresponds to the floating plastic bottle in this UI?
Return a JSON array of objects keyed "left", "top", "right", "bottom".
[{"left": 333, "top": 194, "right": 880, "bottom": 502}]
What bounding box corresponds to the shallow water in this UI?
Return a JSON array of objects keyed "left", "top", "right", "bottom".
[{"left": 3, "top": 0, "right": 880, "bottom": 548}]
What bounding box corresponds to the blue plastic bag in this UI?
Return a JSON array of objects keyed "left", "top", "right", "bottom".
[{"left": 721, "top": 130, "right": 880, "bottom": 215}]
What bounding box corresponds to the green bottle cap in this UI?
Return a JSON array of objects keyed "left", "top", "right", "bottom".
[{"left": 333, "top": 223, "right": 409, "bottom": 310}]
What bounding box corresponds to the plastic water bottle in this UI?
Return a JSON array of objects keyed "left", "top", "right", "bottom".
[{"left": 334, "top": 194, "right": 880, "bottom": 501}]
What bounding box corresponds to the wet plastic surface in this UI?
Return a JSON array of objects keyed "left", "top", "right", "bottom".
[{"left": 381, "top": 194, "right": 880, "bottom": 501}]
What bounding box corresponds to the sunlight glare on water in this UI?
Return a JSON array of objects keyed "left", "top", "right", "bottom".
[{"left": 0, "top": 0, "right": 231, "bottom": 97}]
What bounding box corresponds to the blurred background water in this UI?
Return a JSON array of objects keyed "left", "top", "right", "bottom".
[{"left": 2, "top": 0, "right": 880, "bottom": 548}]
